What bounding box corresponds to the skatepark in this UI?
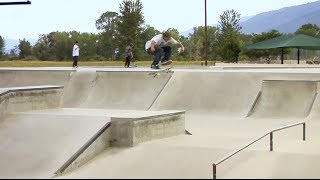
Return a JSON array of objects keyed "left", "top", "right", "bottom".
[{"left": 1, "top": 65, "right": 320, "bottom": 179}]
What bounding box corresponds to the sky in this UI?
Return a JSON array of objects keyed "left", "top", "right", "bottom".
[{"left": 0, "top": 0, "right": 319, "bottom": 39}]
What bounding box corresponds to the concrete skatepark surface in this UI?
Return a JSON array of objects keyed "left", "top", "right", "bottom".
[{"left": 1, "top": 65, "right": 320, "bottom": 178}]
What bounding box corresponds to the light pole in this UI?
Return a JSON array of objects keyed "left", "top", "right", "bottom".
[
  {"left": 0, "top": 1, "right": 31, "bottom": 5},
  {"left": 204, "top": 0, "right": 208, "bottom": 66}
]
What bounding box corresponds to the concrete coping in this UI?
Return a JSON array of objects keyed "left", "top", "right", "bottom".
[
  {"left": 111, "top": 110, "right": 186, "bottom": 122},
  {"left": 0, "top": 85, "right": 64, "bottom": 96},
  {"left": 263, "top": 79, "right": 320, "bottom": 82},
  {"left": 0, "top": 68, "right": 75, "bottom": 72},
  {"left": 96, "top": 69, "right": 172, "bottom": 73}
]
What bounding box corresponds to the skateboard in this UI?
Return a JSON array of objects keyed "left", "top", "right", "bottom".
[{"left": 148, "top": 65, "right": 173, "bottom": 77}]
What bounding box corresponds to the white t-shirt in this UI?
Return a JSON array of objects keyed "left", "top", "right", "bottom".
[
  {"left": 72, "top": 44, "right": 79, "bottom": 56},
  {"left": 145, "top": 34, "right": 178, "bottom": 50}
]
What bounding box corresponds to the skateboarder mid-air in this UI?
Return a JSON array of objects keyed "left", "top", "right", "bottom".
[{"left": 145, "top": 31, "right": 185, "bottom": 69}]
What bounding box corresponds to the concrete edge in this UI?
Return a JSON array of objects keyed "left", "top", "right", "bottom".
[
  {"left": 54, "top": 122, "right": 112, "bottom": 176},
  {"left": 0, "top": 85, "right": 64, "bottom": 122},
  {"left": 0, "top": 85, "right": 64, "bottom": 96}
]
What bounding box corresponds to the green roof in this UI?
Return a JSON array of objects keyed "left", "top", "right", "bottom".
[{"left": 246, "top": 34, "right": 320, "bottom": 50}]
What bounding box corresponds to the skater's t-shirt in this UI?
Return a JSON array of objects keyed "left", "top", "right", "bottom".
[{"left": 145, "top": 34, "right": 178, "bottom": 50}]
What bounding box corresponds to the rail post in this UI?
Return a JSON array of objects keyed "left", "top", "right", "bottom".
[
  {"left": 303, "top": 123, "right": 306, "bottom": 141},
  {"left": 212, "top": 163, "right": 216, "bottom": 179},
  {"left": 270, "top": 132, "right": 273, "bottom": 151}
]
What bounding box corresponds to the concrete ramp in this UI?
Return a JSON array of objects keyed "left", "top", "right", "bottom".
[
  {"left": 0, "top": 112, "right": 110, "bottom": 179},
  {"left": 305, "top": 85, "right": 320, "bottom": 120},
  {"left": 63, "top": 69, "right": 98, "bottom": 107},
  {"left": 78, "top": 71, "right": 172, "bottom": 110},
  {"left": 149, "top": 71, "right": 262, "bottom": 117},
  {"left": 0, "top": 70, "right": 71, "bottom": 88},
  {"left": 249, "top": 80, "right": 318, "bottom": 119}
]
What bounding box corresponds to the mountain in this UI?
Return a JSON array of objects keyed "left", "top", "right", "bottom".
[
  {"left": 241, "top": 0, "right": 320, "bottom": 34},
  {"left": 181, "top": 0, "right": 320, "bottom": 36}
]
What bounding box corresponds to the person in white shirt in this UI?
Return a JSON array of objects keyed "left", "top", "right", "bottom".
[
  {"left": 72, "top": 41, "right": 80, "bottom": 68},
  {"left": 145, "top": 32, "right": 184, "bottom": 69}
]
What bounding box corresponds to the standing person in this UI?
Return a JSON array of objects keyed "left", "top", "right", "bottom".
[
  {"left": 72, "top": 41, "right": 80, "bottom": 68},
  {"left": 124, "top": 43, "right": 134, "bottom": 68},
  {"left": 145, "top": 31, "right": 184, "bottom": 69}
]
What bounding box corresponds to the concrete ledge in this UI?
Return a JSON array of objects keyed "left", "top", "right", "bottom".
[
  {"left": 110, "top": 111, "right": 185, "bottom": 147},
  {"left": 0, "top": 85, "right": 64, "bottom": 122}
]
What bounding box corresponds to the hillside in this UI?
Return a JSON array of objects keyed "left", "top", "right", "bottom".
[
  {"left": 241, "top": 0, "right": 320, "bottom": 34},
  {"left": 181, "top": 0, "right": 320, "bottom": 36}
]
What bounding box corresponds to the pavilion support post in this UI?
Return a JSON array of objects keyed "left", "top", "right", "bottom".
[
  {"left": 297, "top": 48, "right": 300, "bottom": 64},
  {"left": 281, "top": 48, "right": 284, "bottom": 64}
]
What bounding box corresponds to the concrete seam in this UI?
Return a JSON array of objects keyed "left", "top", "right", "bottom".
[
  {"left": 246, "top": 90, "right": 262, "bottom": 118},
  {"left": 146, "top": 72, "right": 174, "bottom": 110}
]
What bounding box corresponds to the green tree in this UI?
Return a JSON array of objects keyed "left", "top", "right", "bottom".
[
  {"left": 77, "top": 32, "right": 99, "bottom": 60},
  {"left": 96, "top": 11, "right": 119, "bottom": 32},
  {"left": 116, "top": 0, "right": 144, "bottom": 60},
  {"left": 0, "top": 35, "right": 4, "bottom": 59},
  {"left": 188, "top": 26, "right": 217, "bottom": 61},
  {"left": 215, "top": 9, "right": 242, "bottom": 62},
  {"left": 295, "top": 23, "right": 320, "bottom": 37},
  {"left": 18, "top": 38, "right": 32, "bottom": 59},
  {"left": 32, "top": 34, "right": 50, "bottom": 60},
  {"left": 51, "top": 32, "right": 71, "bottom": 61},
  {"left": 95, "top": 11, "right": 119, "bottom": 60}
]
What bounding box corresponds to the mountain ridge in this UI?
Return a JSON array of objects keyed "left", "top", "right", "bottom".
[{"left": 181, "top": 0, "right": 320, "bottom": 36}]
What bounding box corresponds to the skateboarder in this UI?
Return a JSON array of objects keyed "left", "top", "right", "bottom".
[
  {"left": 124, "top": 43, "right": 134, "bottom": 68},
  {"left": 145, "top": 31, "right": 185, "bottom": 69}
]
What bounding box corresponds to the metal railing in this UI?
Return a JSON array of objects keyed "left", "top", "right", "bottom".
[
  {"left": 212, "top": 121, "right": 306, "bottom": 179},
  {"left": 0, "top": 1, "right": 31, "bottom": 5}
]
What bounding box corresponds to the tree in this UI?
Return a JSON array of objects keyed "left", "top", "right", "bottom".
[
  {"left": 51, "top": 32, "right": 70, "bottom": 61},
  {"left": 96, "top": 11, "right": 119, "bottom": 32},
  {"left": 0, "top": 35, "right": 4, "bottom": 59},
  {"left": 215, "top": 9, "right": 242, "bottom": 62},
  {"left": 32, "top": 34, "right": 51, "bottom": 61},
  {"left": 116, "top": 0, "right": 144, "bottom": 60},
  {"left": 95, "top": 12, "right": 119, "bottom": 60},
  {"left": 188, "top": 26, "right": 218, "bottom": 61},
  {"left": 295, "top": 23, "right": 320, "bottom": 37},
  {"left": 18, "top": 38, "right": 32, "bottom": 59}
]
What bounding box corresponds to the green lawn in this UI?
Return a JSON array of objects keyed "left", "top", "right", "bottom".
[{"left": 0, "top": 60, "right": 214, "bottom": 67}]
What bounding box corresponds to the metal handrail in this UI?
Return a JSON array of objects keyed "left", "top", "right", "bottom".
[
  {"left": 212, "top": 121, "right": 306, "bottom": 179},
  {"left": 0, "top": 1, "right": 31, "bottom": 5}
]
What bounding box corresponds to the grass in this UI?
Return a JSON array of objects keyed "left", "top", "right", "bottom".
[{"left": 0, "top": 60, "right": 214, "bottom": 67}]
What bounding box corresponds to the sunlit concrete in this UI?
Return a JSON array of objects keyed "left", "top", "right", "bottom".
[{"left": 1, "top": 65, "right": 320, "bottom": 178}]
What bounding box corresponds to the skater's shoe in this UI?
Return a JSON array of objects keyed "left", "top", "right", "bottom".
[
  {"left": 151, "top": 64, "right": 160, "bottom": 69},
  {"left": 161, "top": 59, "right": 172, "bottom": 66}
]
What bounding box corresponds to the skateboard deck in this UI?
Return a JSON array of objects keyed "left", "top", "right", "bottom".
[{"left": 148, "top": 65, "right": 173, "bottom": 77}]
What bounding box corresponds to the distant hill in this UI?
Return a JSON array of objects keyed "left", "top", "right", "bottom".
[
  {"left": 241, "top": 0, "right": 320, "bottom": 34},
  {"left": 181, "top": 0, "right": 320, "bottom": 36}
]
